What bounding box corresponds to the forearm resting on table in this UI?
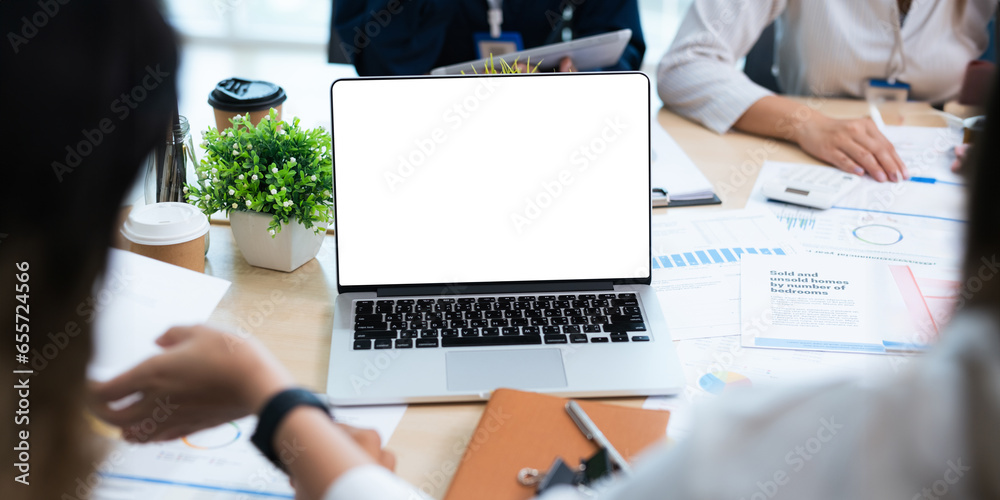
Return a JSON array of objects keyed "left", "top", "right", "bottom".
[
  {"left": 274, "top": 406, "right": 377, "bottom": 500},
  {"left": 733, "top": 95, "right": 818, "bottom": 144}
]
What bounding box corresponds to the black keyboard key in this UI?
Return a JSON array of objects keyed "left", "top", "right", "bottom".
[
  {"left": 562, "top": 325, "right": 581, "bottom": 334},
  {"left": 591, "top": 337, "right": 609, "bottom": 343},
  {"left": 415, "top": 304, "right": 433, "bottom": 312},
  {"left": 611, "top": 314, "right": 644, "bottom": 324},
  {"left": 396, "top": 304, "right": 413, "bottom": 313},
  {"left": 374, "top": 339, "right": 392, "bottom": 349},
  {"left": 544, "top": 309, "right": 562, "bottom": 318},
  {"left": 571, "top": 300, "right": 588, "bottom": 308},
  {"left": 592, "top": 316, "right": 611, "bottom": 325},
  {"left": 544, "top": 334, "right": 568, "bottom": 344},
  {"left": 450, "top": 320, "right": 469, "bottom": 329},
  {"left": 357, "top": 300, "right": 374, "bottom": 306},
  {"left": 623, "top": 306, "right": 641, "bottom": 314},
  {"left": 514, "top": 301, "right": 532, "bottom": 310},
  {"left": 458, "top": 297, "right": 476, "bottom": 303},
  {"left": 429, "top": 320, "right": 447, "bottom": 329},
  {"left": 557, "top": 295, "right": 576, "bottom": 300},
  {"left": 353, "top": 340, "right": 371, "bottom": 350},
  {"left": 445, "top": 311, "right": 463, "bottom": 321},
  {"left": 409, "top": 321, "right": 429, "bottom": 330},
  {"left": 395, "top": 339, "right": 413, "bottom": 348},
  {"left": 437, "top": 298, "right": 456, "bottom": 304},
  {"left": 470, "top": 319, "right": 488, "bottom": 328},
  {"left": 612, "top": 298, "right": 639, "bottom": 307},
  {"left": 434, "top": 304, "right": 453, "bottom": 313},
  {"left": 583, "top": 325, "right": 602, "bottom": 333},
  {"left": 460, "top": 328, "right": 481, "bottom": 337},
  {"left": 384, "top": 313, "right": 404, "bottom": 322},
  {"left": 499, "top": 296, "right": 516, "bottom": 302},
  {"left": 484, "top": 310, "right": 503, "bottom": 319},
  {"left": 376, "top": 304, "right": 394, "bottom": 314},
  {"left": 521, "top": 326, "right": 540, "bottom": 335},
  {"left": 603, "top": 323, "right": 647, "bottom": 333},
  {"left": 477, "top": 297, "right": 496, "bottom": 303},
  {"left": 598, "top": 293, "right": 616, "bottom": 299},
  {"left": 354, "top": 314, "right": 383, "bottom": 324},
  {"left": 632, "top": 335, "right": 650, "bottom": 342},
  {"left": 389, "top": 321, "right": 406, "bottom": 330},
  {"left": 619, "top": 293, "right": 637, "bottom": 299},
  {"left": 354, "top": 325, "right": 389, "bottom": 333},
  {"left": 397, "top": 299, "right": 414, "bottom": 305},
  {"left": 504, "top": 310, "right": 523, "bottom": 319},
  {"left": 416, "top": 339, "right": 438, "bottom": 348},
  {"left": 510, "top": 318, "right": 529, "bottom": 327},
  {"left": 538, "top": 295, "right": 556, "bottom": 301},
  {"left": 530, "top": 318, "right": 549, "bottom": 326},
  {"left": 441, "top": 328, "right": 459, "bottom": 338},
  {"left": 400, "top": 330, "right": 418, "bottom": 339},
  {"left": 525, "top": 310, "right": 544, "bottom": 319},
  {"left": 475, "top": 303, "right": 494, "bottom": 312},
  {"left": 420, "top": 329, "right": 439, "bottom": 338},
  {"left": 355, "top": 305, "right": 374, "bottom": 315},
  {"left": 456, "top": 303, "right": 473, "bottom": 312},
  {"left": 550, "top": 317, "right": 569, "bottom": 325},
  {"left": 489, "top": 318, "right": 509, "bottom": 327},
  {"left": 570, "top": 317, "right": 589, "bottom": 325},
  {"left": 501, "top": 327, "right": 520, "bottom": 336},
  {"left": 542, "top": 325, "right": 561, "bottom": 334},
  {"left": 570, "top": 334, "right": 589, "bottom": 343},
  {"left": 610, "top": 334, "right": 629, "bottom": 342},
  {"left": 376, "top": 300, "right": 393, "bottom": 306},
  {"left": 554, "top": 300, "right": 571, "bottom": 308},
  {"left": 466, "top": 311, "right": 483, "bottom": 320},
  {"left": 417, "top": 299, "right": 435, "bottom": 305},
  {"left": 564, "top": 309, "right": 583, "bottom": 317},
  {"left": 482, "top": 327, "right": 500, "bottom": 336},
  {"left": 442, "top": 336, "right": 542, "bottom": 347},
  {"left": 579, "top": 294, "right": 596, "bottom": 301}
]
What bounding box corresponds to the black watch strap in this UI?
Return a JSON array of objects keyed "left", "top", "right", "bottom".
[{"left": 251, "top": 388, "right": 330, "bottom": 470}]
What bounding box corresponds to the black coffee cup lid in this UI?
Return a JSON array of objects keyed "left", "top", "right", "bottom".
[{"left": 208, "top": 78, "right": 287, "bottom": 112}]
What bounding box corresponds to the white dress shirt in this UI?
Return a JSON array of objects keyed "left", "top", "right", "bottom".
[
  {"left": 323, "top": 309, "right": 1000, "bottom": 499},
  {"left": 657, "top": 0, "right": 996, "bottom": 133}
]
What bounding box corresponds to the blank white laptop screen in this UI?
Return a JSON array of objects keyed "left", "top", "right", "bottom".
[{"left": 332, "top": 73, "right": 650, "bottom": 287}]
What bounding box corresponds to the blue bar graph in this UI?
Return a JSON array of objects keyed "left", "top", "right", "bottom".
[
  {"left": 695, "top": 250, "right": 711, "bottom": 264},
  {"left": 653, "top": 247, "right": 789, "bottom": 269}
]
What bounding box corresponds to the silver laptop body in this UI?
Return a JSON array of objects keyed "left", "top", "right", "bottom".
[{"left": 326, "top": 72, "right": 684, "bottom": 405}]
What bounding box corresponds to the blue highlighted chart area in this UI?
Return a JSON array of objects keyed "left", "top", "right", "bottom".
[
  {"left": 698, "top": 371, "right": 753, "bottom": 394},
  {"left": 652, "top": 247, "right": 787, "bottom": 269}
]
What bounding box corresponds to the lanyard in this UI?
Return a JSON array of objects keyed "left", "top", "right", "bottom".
[
  {"left": 487, "top": 0, "right": 503, "bottom": 38},
  {"left": 886, "top": 1, "right": 908, "bottom": 84}
]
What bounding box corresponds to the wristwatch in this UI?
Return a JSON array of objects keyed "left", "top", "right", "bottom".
[{"left": 250, "top": 388, "right": 331, "bottom": 470}]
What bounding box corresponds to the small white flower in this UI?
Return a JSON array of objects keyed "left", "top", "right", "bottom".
[
  {"left": 272, "top": 167, "right": 279, "bottom": 174},
  {"left": 227, "top": 130, "right": 235, "bottom": 137},
  {"left": 245, "top": 200, "right": 252, "bottom": 207},
  {"left": 232, "top": 202, "right": 238, "bottom": 208},
  {"left": 270, "top": 189, "right": 277, "bottom": 195},
  {"left": 263, "top": 115, "right": 270, "bottom": 120},
  {"left": 289, "top": 157, "right": 297, "bottom": 164},
  {"left": 279, "top": 129, "right": 286, "bottom": 135},
  {"left": 204, "top": 194, "right": 211, "bottom": 200},
  {"left": 246, "top": 143, "right": 253, "bottom": 150},
  {"left": 238, "top": 174, "right": 244, "bottom": 180},
  {"left": 283, "top": 200, "right": 292, "bottom": 207},
  {"left": 251, "top": 174, "right": 258, "bottom": 181},
  {"left": 281, "top": 186, "right": 286, "bottom": 191},
  {"left": 228, "top": 189, "right": 235, "bottom": 195},
  {"left": 268, "top": 229, "right": 276, "bottom": 236},
  {"left": 321, "top": 146, "right": 327, "bottom": 154},
  {"left": 200, "top": 141, "right": 208, "bottom": 148},
  {"left": 310, "top": 175, "right": 316, "bottom": 181},
  {"left": 211, "top": 168, "right": 218, "bottom": 174}
]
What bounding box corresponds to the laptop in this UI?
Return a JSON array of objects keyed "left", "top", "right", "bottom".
[{"left": 326, "top": 72, "right": 685, "bottom": 405}]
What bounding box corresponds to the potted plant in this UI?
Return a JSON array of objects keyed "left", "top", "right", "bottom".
[{"left": 186, "top": 108, "right": 334, "bottom": 272}]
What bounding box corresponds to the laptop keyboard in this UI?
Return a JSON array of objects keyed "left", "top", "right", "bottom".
[{"left": 351, "top": 293, "right": 650, "bottom": 350}]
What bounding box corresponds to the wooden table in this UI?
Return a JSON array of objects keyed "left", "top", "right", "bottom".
[{"left": 201, "top": 99, "right": 940, "bottom": 498}]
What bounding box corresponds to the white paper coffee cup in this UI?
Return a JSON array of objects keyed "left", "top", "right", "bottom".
[{"left": 121, "top": 202, "right": 210, "bottom": 272}]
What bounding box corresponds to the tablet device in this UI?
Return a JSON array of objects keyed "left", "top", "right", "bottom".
[{"left": 430, "top": 29, "right": 632, "bottom": 75}]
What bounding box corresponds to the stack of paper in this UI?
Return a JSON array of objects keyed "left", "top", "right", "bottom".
[{"left": 650, "top": 122, "right": 718, "bottom": 207}]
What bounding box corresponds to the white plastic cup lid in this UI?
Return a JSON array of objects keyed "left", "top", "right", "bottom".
[{"left": 121, "top": 202, "right": 210, "bottom": 246}]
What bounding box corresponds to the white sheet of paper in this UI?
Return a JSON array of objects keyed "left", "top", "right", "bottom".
[
  {"left": 88, "top": 249, "right": 232, "bottom": 382},
  {"left": 650, "top": 121, "right": 716, "bottom": 201},
  {"left": 331, "top": 404, "right": 408, "bottom": 446},
  {"left": 643, "top": 334, "right": 893, "bottom": 439},
  {"left": 748, "top": 161, "right": 966, "bottom": 269},
  {"left": 739, "top": 254, "right": 954, "bottom": 354},
  {"left": 651, "top": 209, "right": 804, "bottom": 340}
]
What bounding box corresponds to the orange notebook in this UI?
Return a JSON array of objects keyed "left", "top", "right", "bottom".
[{"left": 444, "top": 389, "right": 670, "bottom": 500}]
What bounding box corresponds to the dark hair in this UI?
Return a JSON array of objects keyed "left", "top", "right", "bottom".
[
  {"left": 961, "top": 75, "right": 1000, "bottom": 309},
  {"left": 0, "top": 2, "right": 178, "bottom": 498}
]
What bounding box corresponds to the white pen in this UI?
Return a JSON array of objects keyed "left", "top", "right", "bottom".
[
  {"left": 869, "top": 102, "right": 887, "bottom": 134},
  {"left": 565, "top": 401, "right": 633, "bottom": 475}
]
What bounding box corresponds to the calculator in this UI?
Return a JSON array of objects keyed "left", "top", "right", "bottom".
[{"left": 761, "top": 164, "right": 861, "bottom": 209}]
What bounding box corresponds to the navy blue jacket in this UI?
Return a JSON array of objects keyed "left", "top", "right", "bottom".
[{"left": 333, "top": 0, "right": 645, "bottom": 75}]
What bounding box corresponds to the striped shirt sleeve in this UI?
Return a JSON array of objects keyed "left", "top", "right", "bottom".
[{"left": 656, "top": 0, "right": 786, "bottom": 134}]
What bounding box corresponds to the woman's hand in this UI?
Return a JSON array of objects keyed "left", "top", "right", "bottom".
[
  {"left": 794, "top": 115, "right": 909, "bottom": 182},
  {"left": 90, "top": 325, "right": 295, "bottom": 442},
  {"left": 951, "top": 144, "right": 969, "bottom": 172}
]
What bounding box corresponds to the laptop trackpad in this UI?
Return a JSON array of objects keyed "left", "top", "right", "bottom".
[{"left": 446, "top": 349, "right": 567, "bottom": 392}]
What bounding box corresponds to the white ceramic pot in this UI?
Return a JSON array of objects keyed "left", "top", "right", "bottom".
[{"left": 229, "top": 211, "right": 325, "bottom": 272}]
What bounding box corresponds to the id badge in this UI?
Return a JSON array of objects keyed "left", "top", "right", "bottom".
[
  {"left": 865, "top": 79, "right": 910, "bottom": 102},
  {"left": 474, "top": 31, "right": 523, "bottom": 59}
]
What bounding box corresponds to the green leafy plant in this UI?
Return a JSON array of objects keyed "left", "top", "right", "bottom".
[{"left": 186, "top": 108, "right": 334, "bottom": 236}]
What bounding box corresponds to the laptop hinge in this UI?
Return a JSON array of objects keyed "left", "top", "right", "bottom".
[{"left": 376, "top": 281, "right": 616, "bottom": 297}]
